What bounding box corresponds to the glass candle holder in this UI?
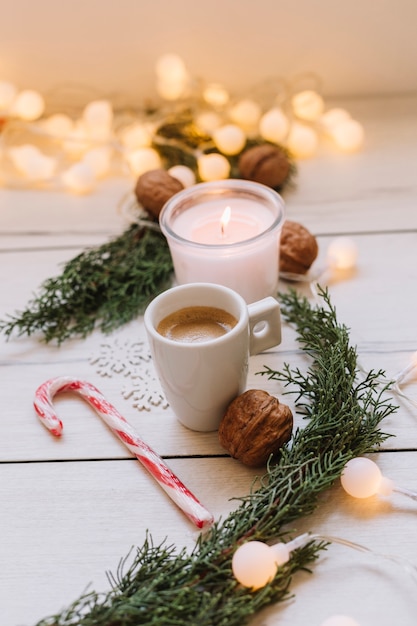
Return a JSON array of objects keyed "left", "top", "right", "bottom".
[{"left": 159, "top": 179, "right": 285, "bottom": 303}]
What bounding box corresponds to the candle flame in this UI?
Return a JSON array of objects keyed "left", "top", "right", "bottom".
[{"left": 220, "top": 206, "right": 231, "bottom": 237}]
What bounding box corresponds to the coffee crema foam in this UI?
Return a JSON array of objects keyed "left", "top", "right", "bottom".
[{"left": 157, "top": 305, "right": 238, "bottom": 343}]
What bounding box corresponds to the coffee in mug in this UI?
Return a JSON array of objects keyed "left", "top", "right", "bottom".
[
  {"left": 144, "top": 283, "right": 282, "bottom": 432},
  {"left": 157, "top": 306, "right": 238, "bottom": 343}
]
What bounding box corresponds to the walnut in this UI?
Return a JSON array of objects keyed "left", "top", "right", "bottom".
[
  {"left": 135, "top": 168, "right": 184, "bottom": 220},
  {"left": 238, "top": 144, "right": 291, "bottom": 189},
  {"left": 218, "top": 389, "right": 293, "bottom": 467},
  {"left": 280, "top": 220, "right": 319, "bottom": 274}
]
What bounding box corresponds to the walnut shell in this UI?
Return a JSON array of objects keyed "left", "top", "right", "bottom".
[
  {"left": 218, "top": 389, "right": 293, "bottom": 467},
  {"left": 135, "top": 168, "right": 184, "bottom": 219},
  {"left": 280, "top": 220, "right": 319, "bottom": 274},
  {"left": 238, "top": 144, "right": 291, "bottom": 189}
]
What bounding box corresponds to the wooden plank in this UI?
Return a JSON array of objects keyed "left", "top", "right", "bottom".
[{"left": 0, "top": 452, "right": 416, "bottom": 626}]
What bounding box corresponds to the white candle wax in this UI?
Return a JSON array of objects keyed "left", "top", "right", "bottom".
[
  {"left": 174, "top": 199, "right": 273, "bottom": 244},
  {"left": 160, "top": 181, "right": 285, "bottom": 303}
]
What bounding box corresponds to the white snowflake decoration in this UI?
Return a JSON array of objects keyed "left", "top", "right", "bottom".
[{"left": 90, "top": 338, "right": 168, "bottom": 411}]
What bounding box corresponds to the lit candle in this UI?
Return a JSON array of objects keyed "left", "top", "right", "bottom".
[{"left": 159, "top": 180, "right": 285, "bottom": 303}]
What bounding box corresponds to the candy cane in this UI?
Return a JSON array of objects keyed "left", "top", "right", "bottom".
[{"left": 34, "top": 376, "right": 214, "bottom": 529}]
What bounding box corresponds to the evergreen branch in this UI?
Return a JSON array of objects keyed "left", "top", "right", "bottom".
[
  {"left": 33, "top": 287, "right": 397, "bottom": 625},
  {"left": 0, "top": 225, "right": 173, "bottom": 344}
]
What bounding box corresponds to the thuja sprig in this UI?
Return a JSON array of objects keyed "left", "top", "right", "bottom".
[
  {"left": 33, "top": 287, "right": 397, "bottom": 626},
  {"left": 0, "top": 224, "right": 173, "bottom": 344}
]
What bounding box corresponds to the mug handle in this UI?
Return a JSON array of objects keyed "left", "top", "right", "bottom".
[{"left": 248, "top": 297, "right": 282, "bottom": 356}]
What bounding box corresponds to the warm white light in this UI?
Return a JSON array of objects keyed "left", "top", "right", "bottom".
[
  {"left": 229, "top": 99, "right": 261, "bottom": 131},
  {"left": 9, "top": 144, "right": 56, "bottom": 180},
  {"left": 155, "top": 54, "right": 189, "bottom": 101},
  {"left": 125, "top": 147, "right": 162, "bottom": 176},
  {"left": 327, "top": 237, "right": 358, "bottom": 270},
  {"left": 167, "top": 165, "right": 196, "bottom": 188},
  {"left": 0, "top": 81, "right": 17, "bottom": 111},
  {"left": 212, "top": 124, "right": 246, "bottom": 155},
  {"left": 82, "top": 147, "right": 112, "bottom": 178},
  {"left": 62, "top": 121, "right": 90, "bottom": 157},
  {"left": 259, "top": 107, "right": 289, "bottom": 144},
  {"left": 82, "top": 99, "right": 113, "bottom": 135},
  {"left": 203, "top": 83, "right": 229, "bottom": 108},
  {"left": 62, "top": 162, "right": 96, "bottom": 194},
  {"left": 320, "top": 108, "right": 351, "bottom": 130},
  {"left": 156, "top": 53, "right": 188, "bottom": 83},
  {"left": 320, "top": 616, "right": 361, "bottom": 626},
  {"left": 42, "top": 113, "right": 74, "bottom": 137},
  {"left": 292, "top": 89, "right": 324, "bottom": 121},
  {"left": 341, "top": 457, "right": 382, "bottom": 498},
  {"left": 197, "top": 153, "right": 231, "bottom": 181},
  {"left": 287, "top": 122, "right": 318, "bottom": 158},
  {"left": 13, "top": 89, "right": 45, "bottom": 121},
  {"left": 156, "top": 77, "right": 189, "bottom": 101},
  {"left": 195, "top": 111, "right": 222, "bottom": 134},
  {"left": 330, "top": 119, "right": 364, "bottom": 152},
  {"left": 220, "top": 206, "right": 231, "bottom": 236},
  {"left": 232, "top": 541, "right": 278, "bottom": 589},
  {"left": 119, "top": 123, "right": 152, "bottom": 150}
]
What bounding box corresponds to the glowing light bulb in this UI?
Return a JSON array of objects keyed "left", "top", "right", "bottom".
[
  {"left": 330, "top": 119, "right": 364, "bottom": 152},
  {"left": 259, "top": 107, "right": 289, "bottom": 144},
  {"left": 212, "top": 124, "right": 246, "bottom": 155},
  {"left": 195, "top": 111, "right": 222, "bottom": 134},
  {"left": 292, "top": 89, "right": 324, "bottom": 121},
  {"left": 42, "top": 114, "right": 74, "bottom": 137},
  {"left": 167, "top": 165, "right": 196, "bottom": 188},
  {"left": 287, "top": 122, "right": 318, "bottom": 158},
  {"left": 62, "top": 121, "right": 90, "bottom": 157},
  {"left": 320, "top": 108, "right": 351, "bottom": 131},
  {"left": 82, "top": 147, "right": 112, "bottom": 178},
  {"left": 229, "top": 99, "right": 261, "bottom": 132},
  {"left": 155, "top": 54, "right": 189, "bottom": 101},
  {"left": 119, "top": 123, "right": 152, "bottom": 150},
  {"left": 341, "top": 457, "right": 384, "bottom": 498},
  {"left": 203, "top": 83, "right": 229, "bottom": 108},
  {"left": 320, "top": 616, "right": 361, "bottom": 626},
  {"left": 13, "top": 89, "right": 45, "bottom": 121},
  {"left": 327, "top": 237, "right": 358, "bottom": 270},
  {"left": 62, "top": 162, "right": 96, "bottom": 194},
  {"left": 125, "top": 147, "right": 162, "bottom": 177},
  {"left": 82, "top": 99, "right": 113, "bottom": 137},
  {"left": 9, "top": 144, "right": 56, "bottom": 180},
  {"left": 156, "top": 78, "right": 189, "bottom": 101},
  {"left": 232, "top": 541, "right": 278, "bottom": 589},
  {"left": 0, "top": 81, "right": 17, "bottom": 111},
  {"left": 197, "top": 153, "right": 230, "bottom": 181},
  {"left": 156, "top": 53, "right": 188, "bottom": 83}
]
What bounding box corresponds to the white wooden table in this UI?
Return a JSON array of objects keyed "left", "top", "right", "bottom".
[{"left": 1, "top": 94, "right": 417, "bottom": 626}]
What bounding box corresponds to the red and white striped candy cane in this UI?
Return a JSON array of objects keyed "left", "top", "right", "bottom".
[{"left": 34, "top": 376, "right": 214, "bottom": 529}]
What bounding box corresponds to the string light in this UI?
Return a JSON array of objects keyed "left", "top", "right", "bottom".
[
  {"left": 12, "top": 89, "right": 45, "bottom": 121},
  {"left": 327, "top": 237, "right": 358, "bottom": 271},
  {"left": 232, "top": 531, "right": 417, "bottom": 589},
  {"left": 212, "top": 124, "right": 246, "bottom": 155},
  {"left": 0, "top": 53, "right": 365, "bottom": 193},
  {"left": 197, "top": 152, "right": 231, "bottom": 181},
  {"left": 167, "top": 165, "right": 196, "bottom": 188},
  {"left": 259, "top": 107, "right": 289, "bottom": 144},
  {"left": 341, "top": 457, "right": 417, "bottom": 502},
  {"left": 291, "top": 89, "right": 325, "bottom": 121}
]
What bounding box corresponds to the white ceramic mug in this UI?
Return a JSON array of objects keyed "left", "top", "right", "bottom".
[{"left": 144, "top": 282, "right": 281, "bottom": 432}]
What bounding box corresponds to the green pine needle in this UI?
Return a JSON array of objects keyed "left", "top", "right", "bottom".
[
  {"left": 0, "top": 224, "right": 173, "bottom": 344},
  {"left": 33, "top": 287, "right": 396, "bottom": 625}
]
